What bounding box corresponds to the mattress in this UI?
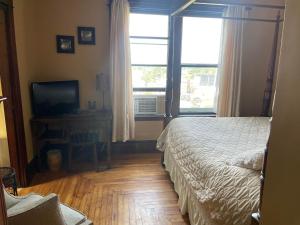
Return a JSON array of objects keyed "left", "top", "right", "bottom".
[{"left": 157, "top": 117, "right": 270, "bottom": 225}]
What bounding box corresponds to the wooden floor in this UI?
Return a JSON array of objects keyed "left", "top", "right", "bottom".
[{"left": 19, "top": 153, "right": 190, "bottom": 225}]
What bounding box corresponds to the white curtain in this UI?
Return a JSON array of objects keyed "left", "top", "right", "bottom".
[
  {"left": 110, "top": 0, "right": 135, "bottom": 142},
  {"left": 216, "top": 6, "right": 248, "bottom": 117}
]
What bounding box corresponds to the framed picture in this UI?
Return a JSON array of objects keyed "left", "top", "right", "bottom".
[
  {"left": 78, "top": 27, "right": 96, "bottom": 45},
  {"left": 56, "top": 35, "right": 75, "bottom": 54}
]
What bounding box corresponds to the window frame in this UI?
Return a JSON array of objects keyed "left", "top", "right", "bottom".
[
  {"left": 129, "top": 12, "right": 170, "bottom": 119},
  {"left": 169, "top": 15, "right": 223, "bottom": 117},
  {"left": 129, "top": 9, "right": 224, "bottom": 119}
]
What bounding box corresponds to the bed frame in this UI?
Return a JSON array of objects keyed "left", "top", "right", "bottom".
[{"left": 166, "top": 1, "right": 285, "bottom": 224}]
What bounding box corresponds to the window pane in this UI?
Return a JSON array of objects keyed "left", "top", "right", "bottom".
[
  {"left": 180, "top": 67, "right": 217, "bottom": 113},
  {"left": 132, "top": 66, "right": 167, "bottom": 88},
  {"left": 130, "top": 14, "right": 169, "bottom": 37},
  {"left": 130, "top": 38, "right": 168, "bottom": 45},
  {"left": 181, "top": 17, "right": 222, "bottom": 64},
  {"left": 130, "top": 13, "right": 168, "bottom": 116},
  {"left": 133, "top": 92, "right": 165, "bottom": 96},
  {"left": 130, "top": 40, "right": 168, "bottom": 65}
]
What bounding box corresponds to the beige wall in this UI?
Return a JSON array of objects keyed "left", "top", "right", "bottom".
[
  {"left": 135, "top": 121, "right": 164, "bottom": 141},
  {"left": 13, "top": 0, "right": 37, "bottom": 162},
  {"left": 15, "top": 0, "right": 110, "bottom": 110},
  {"left": 13, "top": 0, "right": 110, "bottom": 161},
  {"left": 13, "top": 0, "right": 285, "bottom": 161},
  {"left": 240, "top": 7, "right": 283, "bottom": 116},
  {"left": 13, "top": 0, "right": 163, "bottom": 161},
  {"left": 30, "top": 0, "right": 110, "bottom": 110},
  {"left": 261, "top": 0, "right": 300, "bottom": 224}
]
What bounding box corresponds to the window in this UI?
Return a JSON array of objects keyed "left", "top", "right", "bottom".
[
  {"left": 129, "top": 13, "right": 222, "bottom": 116},
  {"left": 130, "top": 13, "right": 169, "bottom": 116},
  {"left": 180, "top": 17, "right": 223, "bottom": 114}
]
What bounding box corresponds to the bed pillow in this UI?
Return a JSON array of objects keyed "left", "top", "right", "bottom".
[{"left": 227, "top": 149, "right": 265, "bottom": 171}]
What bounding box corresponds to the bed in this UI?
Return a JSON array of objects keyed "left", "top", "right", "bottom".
[{"left": 157, "top": 117, "right": 270, "bottom": 225}]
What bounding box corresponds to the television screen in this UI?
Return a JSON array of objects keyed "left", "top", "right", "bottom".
[{"left": 31, "top": 80, "right": 79, "bottom": 116}]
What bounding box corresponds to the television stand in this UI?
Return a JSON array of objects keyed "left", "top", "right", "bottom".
[{"left": 31, "top": 110, "right": 112, "bottom": 171}]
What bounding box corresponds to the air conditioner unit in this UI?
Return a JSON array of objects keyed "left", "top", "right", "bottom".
[{"left": 134, "top": 96, "right": 158, "bottom": 115}]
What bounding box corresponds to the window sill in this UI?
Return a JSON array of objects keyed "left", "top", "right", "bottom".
[
  {"left": 135, "top": 115, "right": 165, "bottom": 121},
  {"left": 134, "top": 113, "right": 216, "bottom": 121},
  {"left": 179, "top": 113, "right": 216, "bottom": 117}
]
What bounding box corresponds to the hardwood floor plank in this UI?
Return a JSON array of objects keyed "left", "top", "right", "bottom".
[{"left": 20, "top": 153, "right": 190, "bottom": 225}]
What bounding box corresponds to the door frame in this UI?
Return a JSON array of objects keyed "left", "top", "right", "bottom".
[{"left": 0, "top": 0, "right": 28, "bottom": 187}]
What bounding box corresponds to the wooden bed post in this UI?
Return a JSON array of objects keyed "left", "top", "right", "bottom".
[
  {"left": 261, "top": 12, "right": 281, "bottom": 117},
  {"left": 253, "top": 13, "right": 282, "bottom": 225},
  {"left": 164, "top": 15, "right": 175, "bottom": 128},
  {"left": 252, "top": 138, "right": 271, "bottom": 225},
  {"left": 164, "top": 15, "right": 183, "bottom": 127}
]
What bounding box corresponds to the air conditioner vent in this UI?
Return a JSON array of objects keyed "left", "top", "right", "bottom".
[{"left": 134, "top": 96, "right": 158, "bottom": 114}]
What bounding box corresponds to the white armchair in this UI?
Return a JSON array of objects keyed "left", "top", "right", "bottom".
[{"left": 4, "top": 188, "right": 93, "bottom": 225}]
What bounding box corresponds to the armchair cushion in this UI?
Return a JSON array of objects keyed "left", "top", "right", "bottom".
[
  {"left": 3, "top": 185, "right": 40, "bottom": 210},
  {"left": 7, "top": 194, "right": 66, "bottom": 225},
  {"left": 7, "top": 194, "right": 43, "bottom": 213},
  {"left": 7, "top": 192, "right": 88, "bottom": 225},
  {"left": 4, "top": 187, "right": 92, "bottom": 225}
]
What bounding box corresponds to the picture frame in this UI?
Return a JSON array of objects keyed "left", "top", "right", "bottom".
[
  {"left": 56, "top": 35, "right": 75, "bottom": 54},
  {"left": 78, "top": 27, "right": 96, "bottom": 45}
]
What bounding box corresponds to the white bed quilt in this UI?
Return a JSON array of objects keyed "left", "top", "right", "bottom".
[{"left": 157, "top": 117, "right": 270, "bottom": 225}]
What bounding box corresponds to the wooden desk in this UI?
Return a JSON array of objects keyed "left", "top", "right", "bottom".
[{"left": 31, "top": 111, "right": 112, "bottom": 171}]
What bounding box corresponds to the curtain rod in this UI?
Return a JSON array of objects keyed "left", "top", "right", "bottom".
[
  {"left": 200, "top": 11, "right": 283, "bottom": 23},
  {"left": 171, "top": 0, "right": 285, "bottom": 17},
  {"left": 207, "top": 15, "right": 283, "bottom": 23},
  {"left": 171, "top": 13, "right": 284, "bottom": 24},
  {"left": 173, "top": 5, "right": 283, "bottom": 23},
  {"left": 194, "top": 1, "right": 285, "bottom": 10}
]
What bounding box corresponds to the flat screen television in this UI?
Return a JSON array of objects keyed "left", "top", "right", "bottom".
[{"left": 31, "top": 80, "right": 79, "bottom": 116}]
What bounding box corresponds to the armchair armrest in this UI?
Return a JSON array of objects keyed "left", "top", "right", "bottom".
[
  {"left": 3, "top": 185, "right": 38, "bottom": 209},
  {"left": 7, "top": 194, "right": 66, "bottom": 225}
]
